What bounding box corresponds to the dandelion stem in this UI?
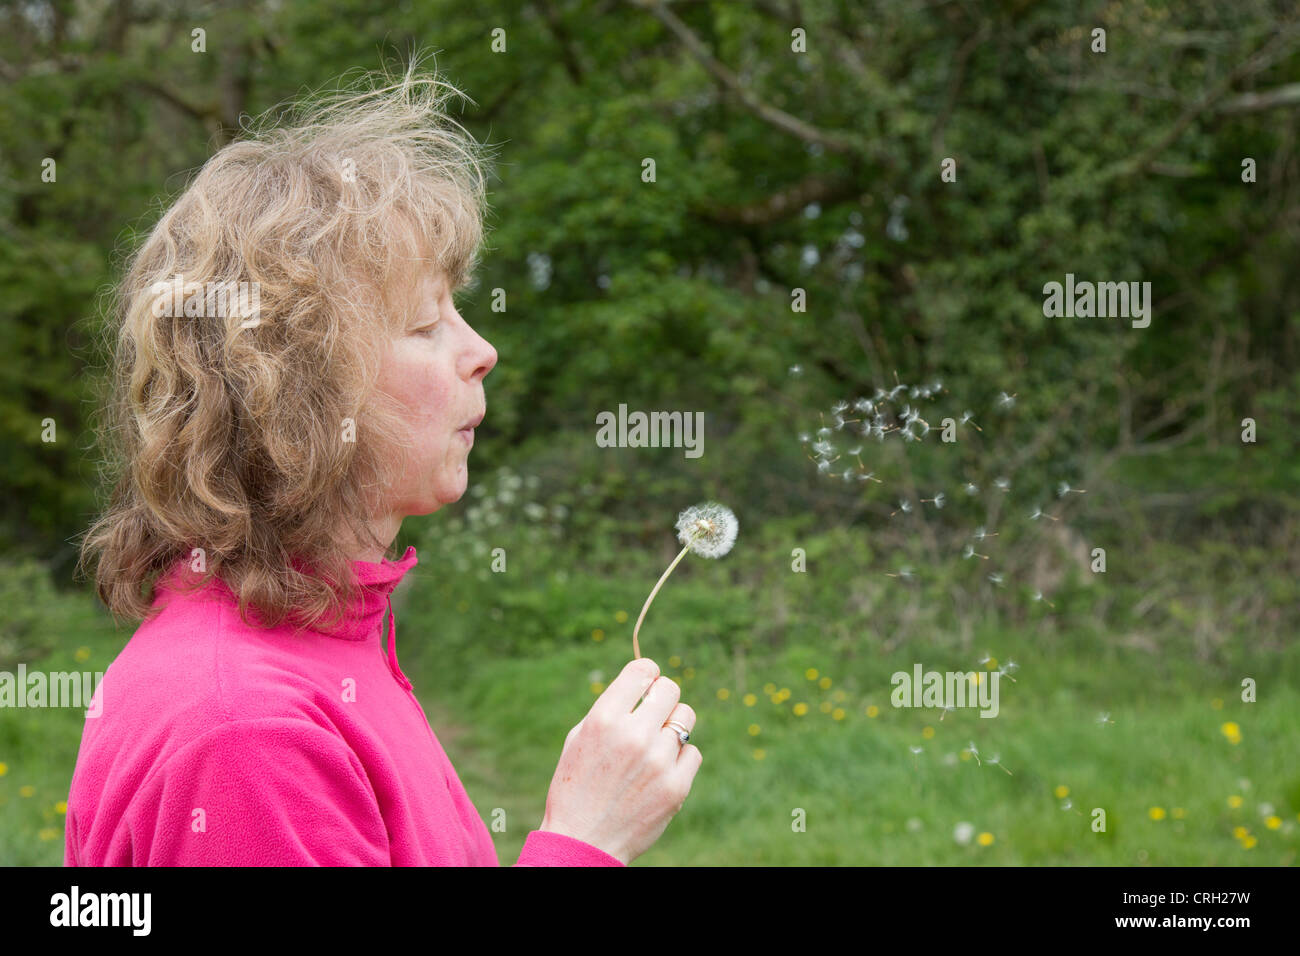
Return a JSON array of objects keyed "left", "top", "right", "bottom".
[{"left": 632, "top": 535, "right": 698, "bottom": 660}]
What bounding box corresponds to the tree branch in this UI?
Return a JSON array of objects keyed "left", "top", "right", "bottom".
[
  {"left": 1114, "top": 21, "right": 1300, "bottom": 179},
  {"left": 1218, "top": 82, "right": 1300, "bottom": 113},
  {"left": 693, "top": 171, "right": 863, "bottom": 226},
  {"left": 624, "top": 0, "right": 870, "bottom": 157}
]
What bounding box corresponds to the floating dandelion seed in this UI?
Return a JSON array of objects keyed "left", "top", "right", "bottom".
[
  {"left": 1058, "top": 481, "right": 1087, "bottom": 497},
  {"left": 964, "top": 482, "right": 979, "bottom": 495},
  {"left": 998, "top": 659, "right": 1018, "bottom": 683},
  {"left": 972, "top": 526, "right": 997, "bottom": 541},
  {"left": 965, "top": 742, "right": 981, "bottom": 766},
  {"left": 812, "top": 440, "right": 834, "bottom": 457},
  {"left": 909, "top": 745, "right": 923, "bottom": 755},
  {"left": 816, "top": 426, "right": 832, "bottom": 440},
  {"left": 939, "top": 704, "right": 956, "bottom": 720},
  {"left": 832, "top": 413, "right": 847, "bottom": 430},
  {"left": 788, "top": 365, "right": 803, "bottom": 377},
  {"left": 831, "top": 400, "right": 849, "bottom": 415},
  {"left": 841, "top": 469, "right": 855, "bottom": 483},
  {"left": 885, "top": 566, "right": 915, "bottom": 581},
  {"left": 798, "top": 432, "right": 810, "bottom": 444},
  {"left": 978, "top": 653, "right": 992, "bottom": 667},
  {"left": 853, "top": 398, "right": 873, "bottom": 413},
  {"left": 1032, "top": 590, "right": 1056, "bottom": 609},
  {"left": 987, "top": 753, "right": 1013, "bottom": 776},
  {"left": 816, "top": 460, "right": 831, "bottom": 474},
  {"left": 889, "top": 384, "right": 907, "bottom": 400},
  {"left": 1096, "top": 712, "right": 1114, "bottom": 726},
  {"left": 988, "top": 572, "right": 1005, "bottom": 587},
  {"left": 963, "top": 544, "right": 988, "bottom": 560},
  {"left": 997, "top": 391, "right": 1017, "bottom": 409},
  {"left": 919, "top": 492, "right": 945, "bottom": 509},
  {"left": 890, "top": 499, "right": 913, "bottom": 516},
  {"left": 632, "top": 503, "right": 738, "bottom": 659},
  {"left": 859, "top": 471, "right": 882, "bottom": 483},
  {"left": 1028, "top": 506, "right": 1059, "bottom": 522},
  {"left": 994, "top": 477, "right": 1010, "bottom": 492}
]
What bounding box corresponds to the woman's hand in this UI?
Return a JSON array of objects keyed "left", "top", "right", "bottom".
[{"left": 538, "top": 657, "right": 702, "bottom": 864}]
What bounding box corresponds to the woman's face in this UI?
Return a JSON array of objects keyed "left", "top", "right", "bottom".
[{"left": 374, "top": 271, "right": 497, "bottom": 524}]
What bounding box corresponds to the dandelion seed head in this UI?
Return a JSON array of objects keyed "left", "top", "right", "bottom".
[
  {"left": 676, "top": 502, "right": 739, "bottom": 559},
  {"left": 933, "top": 492, "right": 945, "bottom": 509}
]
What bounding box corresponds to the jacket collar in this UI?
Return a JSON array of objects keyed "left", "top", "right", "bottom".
[
  {"left": 335, "top": 545, "right": 419, "bottom": 642},
  {"left": 156, "top": 545, "right": 420, "bottom": 644}
]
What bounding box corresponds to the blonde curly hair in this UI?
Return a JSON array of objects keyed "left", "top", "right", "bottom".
[{"left": 78, "top": 58, "right": 494, "bottom": 633}]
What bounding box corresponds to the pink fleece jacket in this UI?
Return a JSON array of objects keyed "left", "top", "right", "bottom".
[{"left": 64, "top": 545, "right": 622, "bottom": 867}]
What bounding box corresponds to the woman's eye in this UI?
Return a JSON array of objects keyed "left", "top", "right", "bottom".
[{"left": 415, "top": 324, "right": 439, "bottom": 337}]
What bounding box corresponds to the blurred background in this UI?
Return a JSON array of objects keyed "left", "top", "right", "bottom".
[{"left": 1, "top": 0, "right": 1297, "bottom": 865}]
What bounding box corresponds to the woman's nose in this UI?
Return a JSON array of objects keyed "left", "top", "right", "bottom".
[{"left": 468, "top": 327, "right": 497, "bottom": 382}]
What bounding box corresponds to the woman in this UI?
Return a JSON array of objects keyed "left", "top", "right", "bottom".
[{"left": 65, "top": 64, "right": 701, "bottom": 866}]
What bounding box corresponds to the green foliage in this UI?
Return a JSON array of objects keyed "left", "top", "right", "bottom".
[{"left": 0, "top": 557, "right": 61, "bottom": 669}]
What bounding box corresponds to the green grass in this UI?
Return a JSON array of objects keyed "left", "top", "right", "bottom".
[
  {"left": 0, "top": 587, "right": 124, "bottom": 865},
  {"left": 397, "top": 547, "right": 1300, "bottom": 866}
]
